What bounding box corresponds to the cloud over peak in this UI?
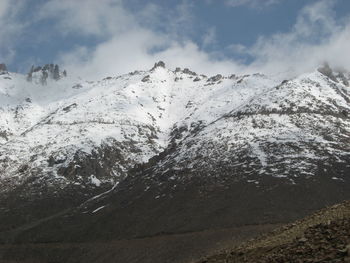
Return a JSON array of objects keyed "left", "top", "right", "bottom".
[
  {"left": 1, "top": 0, "right": 350, "bottom": 80},
  {"left": 236, "top": 0, "right": 350, "bottom": 76}
]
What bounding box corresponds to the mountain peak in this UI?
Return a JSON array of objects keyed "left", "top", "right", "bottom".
[
  {"left": 317, "top": 62, "right": 337, "bottom": 82},
  {"left": 26, "top": 63, "right": 67, "bottom": 85},
  {"left": 151, "top": 61, "right": 166, "bottom": 70},
  {"left": 317, "top": 62, "right": 349, "bottom": 86}
]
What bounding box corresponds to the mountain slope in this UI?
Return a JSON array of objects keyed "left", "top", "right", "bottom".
[
  {"left": 0, "top": 62, "right": 349, "bottom": 245},
  {"left": 200, "top": 200, "right": 350, "bottom": 263},
  {"left": 0, "top": 62, "right": 278, "bottom": 228}
]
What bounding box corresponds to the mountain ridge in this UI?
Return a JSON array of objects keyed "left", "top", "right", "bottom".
[{"left": 0, "top": 62, "right": 349, "bottom": 245}]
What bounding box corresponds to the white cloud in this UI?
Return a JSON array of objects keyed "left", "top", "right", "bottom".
[
  {"left": 0, "top": 0, "right": 10, "bottom": 19},
  {"left": 59, "top": 29, "right": 241, "bottom": 79},
  {"left": 227, "top": 43, "right": 248, "bottom": 54},
  {"left": 230, "top": 0, "right": 350, "bottom": 76},
  {"left": 41, "top": 0, "right": 241, "bottom": 79},
  {"left": 0, "top": 0, "right": 26, "bottom": 63},
  {"left": 40, "top": 0, "right": 350, "bottom": 80},
  {"left": 169, "top": 1, "right": 195, "bottom": 37},
  {"left": 2, "top": 0, "right": 350, "bottom": 80},
  {"left": 225, "top": 0, "right": 281, "bottom": 9},
  {"left": 37, "top": 0, "right": 134, "bottom": 37}
]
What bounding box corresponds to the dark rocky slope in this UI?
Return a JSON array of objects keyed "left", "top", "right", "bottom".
[{"left": 200, "top": 200, "right": 350, "bottom": 263}]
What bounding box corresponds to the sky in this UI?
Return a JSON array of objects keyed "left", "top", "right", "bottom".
[{"left": 0, "top": 0, "right": 350, "bottom": 79}]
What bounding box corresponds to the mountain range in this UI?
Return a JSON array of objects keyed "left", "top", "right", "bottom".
[{"left": 0, "top": 61, "right": 349, "bottom": 262}]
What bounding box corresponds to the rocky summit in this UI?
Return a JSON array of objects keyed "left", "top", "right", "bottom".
[{"left": 0, "top": 62, "right": 349, "bottom": 262}]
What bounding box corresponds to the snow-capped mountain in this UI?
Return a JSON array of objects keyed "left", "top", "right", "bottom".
[
  {"left": 0, "top": 62, "right": 349, "bottom": 237},
  {"left": 0, "top": 62, "right": 278, "bottom": 194},
  {"left": 150, "top": 67, "right": 350, "bottom": 184}
]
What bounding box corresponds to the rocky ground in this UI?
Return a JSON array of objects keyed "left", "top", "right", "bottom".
[
  {"left": 1, "top": 201, "right": 350, "bottom": 263},
  {"left": 200, "top": 200, "right": 350, "bottom": 263}
]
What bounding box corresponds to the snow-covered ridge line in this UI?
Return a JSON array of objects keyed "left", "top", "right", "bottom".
[{"left": 0, "top": 61, "right": 349, "bottom": 196}]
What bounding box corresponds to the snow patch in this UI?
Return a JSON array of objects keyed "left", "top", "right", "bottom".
[
  {"left": 90, "top": 175, "right": 101, "bottom": 187},
  {"left": 92, "top": 205, "right": 107, "bottom": 213}
]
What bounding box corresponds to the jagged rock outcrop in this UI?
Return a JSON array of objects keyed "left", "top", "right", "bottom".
[
  {"left": 151, "top": 61, "right": 166, "bottom": 70},
  {"left": 26, "top": 64, "right": 67, "bottom": 84},
  {"left": 183, "top": 68, "right": 197, "bottom": 75},
  {"left": 0, "top": 63, "right": 7, "bottom": 72},
  {"left": 207, "top": 74, "right": 223, "bottom": 82}
]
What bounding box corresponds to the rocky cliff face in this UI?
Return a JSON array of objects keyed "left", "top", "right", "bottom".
[{"left": 0, "top": 62, "right": 349, "bottom": 240}]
